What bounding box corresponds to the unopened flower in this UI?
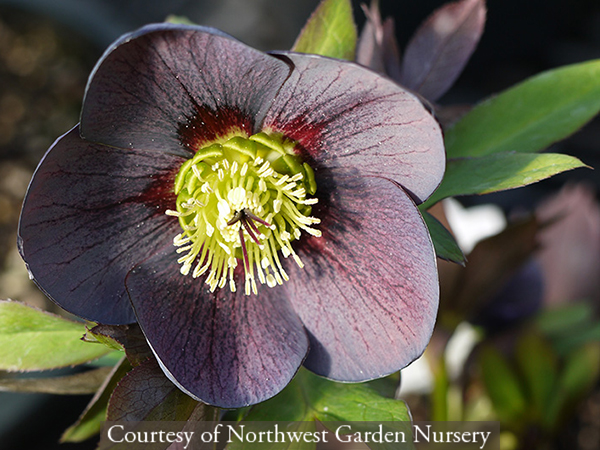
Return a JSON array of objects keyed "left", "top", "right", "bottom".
[
  {"left": 19, "top": 24, "right": 444, "bottom": 407},
  {"left": 358, "top": 0, "right": 486, "bottom": 104}
]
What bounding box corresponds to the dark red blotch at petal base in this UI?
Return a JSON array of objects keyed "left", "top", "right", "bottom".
[
  {"left": 263, "top": 52, "right": 445, "bottom": 204},
  {"left": 18, "top": 127, "right": 184, "bottom": 324},
  {"left": 285, "top": 174, "right": 439, "bottom": 381},
  {"left": 125, "top": 250, "right": 309, "bottom": 408},
  {"left": 80, "top": 24, "right": 292, "bottom": 154}
]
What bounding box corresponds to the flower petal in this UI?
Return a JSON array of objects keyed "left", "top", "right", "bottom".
[
  {"left": 285, "top": 175, "right": 439, "bottom": 381},
  {"left": 356, "top": 1, "right": 401, "bottom": 80},
  {"left": 263, "top": 52, "right": 445, "bottom": 203},
  {"left": 81, "top": 24, "right": 292, "bottom": 154},
  {"left": 125, "top": 248, "right": 309, "bottom": 408},
  {"left": 400, "top": 0, "right": 486, "bottom": 102},
  {"left": 18, "top": 127, "right": 182, "bottom": 324}
]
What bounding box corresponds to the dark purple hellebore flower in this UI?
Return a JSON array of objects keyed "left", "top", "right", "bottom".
[{"left": 18, "top": 24, "right": 445, "bottom": 408}]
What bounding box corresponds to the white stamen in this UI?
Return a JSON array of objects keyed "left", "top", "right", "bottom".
[{"left": 171, "top": 133, "right": 319, "bottom": 296}]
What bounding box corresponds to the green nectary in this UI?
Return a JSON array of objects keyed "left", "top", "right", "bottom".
[{"left": 166, "top": 131, "right": 320, "bottom": 295}]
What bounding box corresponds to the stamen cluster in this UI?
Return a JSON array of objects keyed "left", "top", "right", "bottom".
[{"left": 166, "top": 132, "right": 320, "bottom": 295}]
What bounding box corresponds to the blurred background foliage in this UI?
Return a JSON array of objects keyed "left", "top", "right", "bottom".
[{"left": 0, "top": 0, "right": 599, "bottom": 449}]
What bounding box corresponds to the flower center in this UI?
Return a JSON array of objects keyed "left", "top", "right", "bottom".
[{"left": 166, "top": 132, "right": 320, "bottom": 295}]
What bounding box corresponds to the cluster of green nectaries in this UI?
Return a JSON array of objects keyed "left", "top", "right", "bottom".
[{"left": 165, "top": 131, "right": 321, "bottom": 295}]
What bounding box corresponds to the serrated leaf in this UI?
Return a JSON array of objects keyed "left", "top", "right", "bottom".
[
  {"left": 0, "top": 367, "right": 111, "bottom": 394},
  {"left": 107, "top": 358, "right": 200, "bottom": 422},
  {"left": 84, "top": 327, "right": 123, "bottom": 351},
  {"left": 101, "top": 358, "right": 215, "bottom": 450},
  {"left": 61, "top": 357, "right": 130, "bottom": 443},
  {"left": 421, "top": 211, "right": 465, "bottom": 265},
  {"left": 0, "top": 300, "right": 112, "bottom": 371},
  {"left": 87, "top": 324, "right": 153, "bottom": 366},
  {"left": 445, "top": 59, "right": 600, "bottom": 158},
  {"left": 292, "top": 0, "right": 357, "bottom": 60},
  {"left": 424, "top": 152, "right": 586, "bottom": 207}
]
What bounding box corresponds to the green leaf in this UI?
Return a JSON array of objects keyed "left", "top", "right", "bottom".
[
  {"left": 62, "top": 357, "right": 131, "bottom": 443},
  {"left": 86, "top": 351, "right": 125, "bottom": 368},
  {"left": 514, "top": 331, "right": 558, "bottom": 420},
  {"left": 365, "top": 371, "right": 401, "bottom": 399},
  {"left": 552, "top": 322, "right": 600, "bottom": 356},
  {"left": 245, "top": 368, "right": 410, "bottom": 423},
  {"left": 537, "top": 303, "right": 600, "bottom": 356},
  {"left": 85, "top": 324, "right": 153, "bottom": 366},
  {"left": 479, "top": 345, "right": 527, "bottom": 425},
  {"left": 229, "top": 370, "right": 412, "bottom": 449},
  {"left": 424, "top": 152, "right": 586, "bottom": 206},
  {"left": 536, "top": 303, "right": 595, "bottom": 337},
  {"left": 430, "top": 356, "right": 449, "bottom": 422},
  {"left": 164, "top": 15, "right": 196, "bottom": 25},
  {"left": 83, "top": 327, "right": 123, "bottom": 351},
  {"left": 445, "top": 59, "right": 600, "bottom": 158},
  {"left": 0, "top": 367, "right": 112, "bottom": 394},
  {"left": 0, "top": 300, "right": 112, "bottom": 371},
  {"left": 421, "top": 211, "right": 465, "bottom": 265},
  {"left": 558, "top": 341, "right": 600, "bottom": 400},
  {"left": 546, "top": 341, "right": 600, "bottom": 428},
  {"left": 292, "top": 0, "right": 357, "bottom": 60},
  {"left": 62, "top": 402, "right": 108, "bottom": 443}
]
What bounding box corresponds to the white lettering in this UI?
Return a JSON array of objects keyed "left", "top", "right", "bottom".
[
  {"left": 479, "top": 431, "right": 491, "bottom": 449},
  {"left": 335, "top": 425, "right": 352, "bottom": 443},
  {"left": 105, "top": 425, "right": 194, "bottom": 448},
  {"left": 228, "top": 424, "right": 244, "bottom": 443},
  {"left": 212, "top": 424, "right": 222, "bottom": 443},
  {"left": 107, "top": 425, "right": 124, "bottom": 443},
  {"left": 200, "top": 431, "right": 214, "bottom": 442},
  {"left": 182, "top": 431, "right": 195, "bottom": 449},
  {"left": 413, "top": 424, "right": 431, "bottom": 443}
]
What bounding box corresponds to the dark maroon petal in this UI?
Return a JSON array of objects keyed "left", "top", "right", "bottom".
[
  {"left": 125, "top": 250, "right": 309, "bottom": 408},
  {"left": 18, "top": 127, "right": 183, "bottom": 324},
  {"left": 400, "top": 0, "right": 486, "bottom": 102},
  {"left": 263, "top": 52, "right": 445, "bottom": 204},
  {"left": 81, "top": 24, "right": 292, "bottom": 154},
  {"left": 285, "top": 175, "right": 438, "bottom": 381}
]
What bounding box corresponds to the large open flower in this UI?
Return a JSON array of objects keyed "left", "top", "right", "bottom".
[{"left": 18, "top": 24, "right": 445, "bottom": 408}]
